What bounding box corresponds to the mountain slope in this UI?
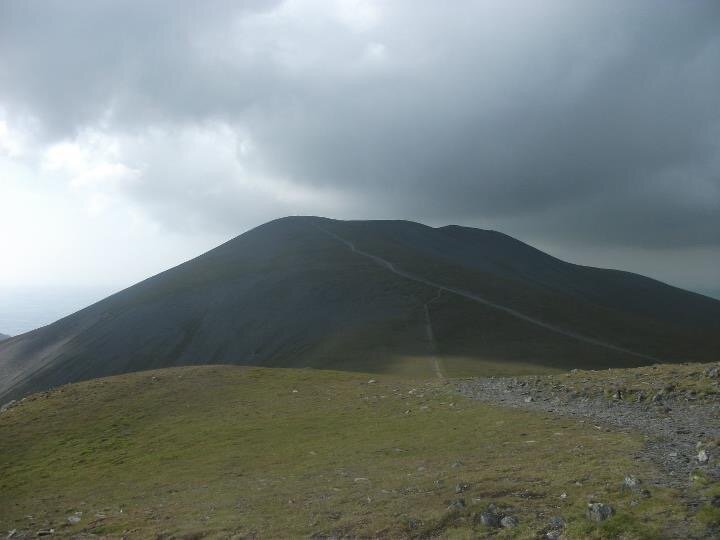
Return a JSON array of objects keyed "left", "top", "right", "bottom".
[
  {"left": 1, "top": 216, "right": 718, "bottom": 401},
  {"left": 0, "top": 333, "right": 9, "bottom": 341}
]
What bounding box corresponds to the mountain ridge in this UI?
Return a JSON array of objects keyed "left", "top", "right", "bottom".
[{"left": 1, "top": 216, "right": 718, "bottom": 402}]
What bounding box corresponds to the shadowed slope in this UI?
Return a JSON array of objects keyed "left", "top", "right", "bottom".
[{"left": 1, "top": 216, "right": 718, "bottom": 401}]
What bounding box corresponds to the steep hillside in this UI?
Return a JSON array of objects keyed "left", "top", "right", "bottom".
[
  {"left": 0, "top": 333, "right": 9, "bottom": 341},
  {"left": 1, "top": 216, "right": 718, "bottom": 401}
]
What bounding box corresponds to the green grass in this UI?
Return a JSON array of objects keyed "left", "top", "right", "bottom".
[
  {"left": 0, "top": 366, "right": 696, "bottom": 537},
  {"left": 539, "top": 361, "right": 720, "bottom": 403},
  {"left": 334, "top": 354, "right": 564, "bottom": 379},
  {"left": 440, "top": 355, "right": 563, "bottom": 378}
]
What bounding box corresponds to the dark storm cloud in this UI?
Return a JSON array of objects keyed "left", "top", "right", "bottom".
[{"left": 1, "top": 0, "right": 719, "bottom": 249}]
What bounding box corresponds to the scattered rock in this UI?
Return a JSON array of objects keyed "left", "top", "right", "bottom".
[
  {"left": 524, "top": 396, "right": 534, "bottom": 403},
  {"left": 406, "top": 518, "right": 422, "bottom": 530},
  {"left": 477, "top": 511, "right": 500, "bottom": 527},
  {"left": 559, "top": 492, "right": 567, "bottom": 499},
  {"left": 0, "top": 400, "right": 17, "bottom": 413},
  {"left": 698, "top": 449, "right": 710, "bottom": 464},
  {"left": 36, "top": 530, "right": 54, "bottom": 537},
  {"left": 623, "top": 475, "right": 641, "bottom": 490},
  {"left": 455, "top": 482, "right": 469, "bottom": 494},
  {"left": 451, "top": 460, "right": 463, "bottom": 468},
  {"left": 548, "top": 516, "right": 566, "bottom": 529},
  {"left": 704, "top": 366, "right": 719, "bottom": 379},
  {"left": 545, "top": 531, "right": 562, "bottom": 540},
  {"left": 456, "top": 369, "right": 720, "bottom": 501},
  {"left": 447, "top": 498, "right": 465, "bottom": 510},
  {"left": 7, "top": 530, "right": 17, "bottom": 539},
  {"left": 367, "top": 379, "right": 377, "bottom": 384},
  {"left": 67, "top": 514, "right": 81, "bottom": 524},
  {"left": 500, "top": 515, "right": 518, "bottom": 528},
  {"left": 586, "top": 502, "right": 614, "bottom": 522}
]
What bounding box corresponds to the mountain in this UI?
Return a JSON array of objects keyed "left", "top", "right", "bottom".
[
  {"left": 0, "top": 333, "right": 9, "bottom": 341},
  {"left": 1, "top": 216, "right": 718, "bottom": 401}
]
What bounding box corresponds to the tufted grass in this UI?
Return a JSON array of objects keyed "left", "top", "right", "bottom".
[{"left": 0, "top": 366, "right": 697, "bottom": 538}]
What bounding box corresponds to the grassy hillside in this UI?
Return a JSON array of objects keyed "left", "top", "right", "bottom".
[{"left": 0, "top": 366, "right": 704, "bottom": 538}]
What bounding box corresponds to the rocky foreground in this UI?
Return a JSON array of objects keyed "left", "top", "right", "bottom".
[{"left": 457, "top": 362, "right": 720, "bottom": 524}]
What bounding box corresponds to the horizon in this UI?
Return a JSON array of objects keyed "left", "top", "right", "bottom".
[
  {"left": 2, "top": 4, "right": 719, "bottom": 536},
  {"left": 1, "top": 1, "right": 719, "bottom": 332},
  {"left": 1, "top": 214, "right": 719, "bottom": 337}
]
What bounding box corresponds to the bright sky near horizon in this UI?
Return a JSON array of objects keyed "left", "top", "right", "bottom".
[{"left": 1, "top": 1, "right": 719, "bottom": 333}]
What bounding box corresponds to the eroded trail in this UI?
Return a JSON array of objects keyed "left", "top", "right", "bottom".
[
  {"left": 317, "top": 226, "right": 660, "bottom": 363},
  {"left": 424, "top": 290, "right": 444, "bottom": 379},
  {"left": 457, "top": 376, "right": 720, "bottom": 490}
]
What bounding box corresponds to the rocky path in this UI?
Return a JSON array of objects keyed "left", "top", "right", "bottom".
[
  {"left": 315, "top": 225, "right": 660, "bottom": 363},
  {"left": 422, "top": 303, "right": 442, "bottom": 379},
  {"left": 456, "top": 373, "right": 720, "bottom": 490},
  {"left": 423, "top": 290, "right": 444, "bottom": 379}
]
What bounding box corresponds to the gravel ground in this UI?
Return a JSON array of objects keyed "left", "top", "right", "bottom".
[{"left": 456, "top": 370, "right": 720, "bottom": 492}]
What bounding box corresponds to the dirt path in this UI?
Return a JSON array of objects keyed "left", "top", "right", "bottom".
[
  {"left": 456, "top": 376, "right": 720, "bottom": 491},
  {"left": 424, "top": 290, "right": 444, "bottom": 379},
  {"left": 316, "top": 226, "right": 660, "bottom": 363}
]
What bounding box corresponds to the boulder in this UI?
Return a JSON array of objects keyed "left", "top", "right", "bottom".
[
  {"left": 478, "top": 511, "right": 500, "bottom": 527},
  {"left": 586, "top": 502, "right": 614, "bottom": 522}
]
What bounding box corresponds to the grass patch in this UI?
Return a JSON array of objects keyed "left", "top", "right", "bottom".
[
  {"left": 441, "top": 355, "right": 563, "bottom": 378},
  {"left": 0, "top": 366, "right": 694, "bottom": 537},
  {"left": 542, "top": 362, "right": 720, "bottom": 403}
]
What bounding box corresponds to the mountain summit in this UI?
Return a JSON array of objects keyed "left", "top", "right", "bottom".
[{"left": 1, "top": 216, "right": 718, "bottom": 401}]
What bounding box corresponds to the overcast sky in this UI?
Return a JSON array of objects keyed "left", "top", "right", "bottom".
[{"left": 1, "top": 0, "right": 719, "bottom": 313}]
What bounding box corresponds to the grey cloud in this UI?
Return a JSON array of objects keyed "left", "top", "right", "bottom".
[{"left": 1, "top": 0, "right": 719, "bottom": 251}]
